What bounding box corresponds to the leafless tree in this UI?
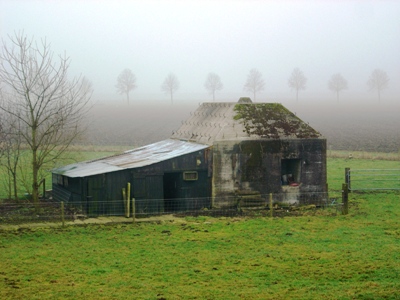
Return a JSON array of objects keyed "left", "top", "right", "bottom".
[
  {"left": 0, "top": 107, "right": 23, "bottom": 201},
  {"left": 328, "top": 73, "right": 348, "bottom": 102},
  {"left": 161, "top": 73, "right": 179, "bottom": 105},
  {"left": 367, "top": 69, "right": 389, "bottom": 102},
  {"left": 116, "top": 68, "right": 137, "bottom": 105},
  {"left": 0, "top": 32, "right": 93, "bottom": 205},
  {"left": 288, "top": 68, "right": 307, "bottom": 102},
  {"left": 244, "top": 69, "right": 265, "bottom": 101},
  {"left": 204, "top": 72, "right": 223, "bottom": 101}
]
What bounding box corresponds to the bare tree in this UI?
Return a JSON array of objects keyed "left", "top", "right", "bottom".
[
  {"left": 0, "top": 106, "right": 23, "bottom": 201},
  {"left": 367, "top": 69, "right": 389, "bottom": 102},
  {"left": 244, "top": 69, "right": 265, "bottom": 101},
  {"left": 204, "top": 72, "right": 223, "bottom": 101},
  {"left": 116, "top": 68, "right": 136, "bottom": 105},
  {"left": 0, "top": 33, "right": 92, "bottom": 205},
  {"left": 328, "top": 73, "right": 348, "bottom": 102},
  {"left": 288, "top": 68, "right": 307, "bottom": 102},
  {"left": 161, "top": 73, "right": 179, "bottom": 105}
]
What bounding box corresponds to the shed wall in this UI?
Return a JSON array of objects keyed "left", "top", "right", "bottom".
[{"left": 52, "top": 148, "right": 212, "bottom": 216}]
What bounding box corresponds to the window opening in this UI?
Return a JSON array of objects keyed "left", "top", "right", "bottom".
[
  {"left": 183, "top": 171, "right": 198, "bottom": 181},
  {"left": 281, "top": 159, "right": 301, "bottom": 186}
]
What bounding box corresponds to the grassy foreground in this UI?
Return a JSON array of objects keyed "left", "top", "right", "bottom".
[
  {"left": 1, "top": 156, "right": 400, "bottom": 299},
  {"left": 0, "top": 192, "right": 399, "bottom": 299}
]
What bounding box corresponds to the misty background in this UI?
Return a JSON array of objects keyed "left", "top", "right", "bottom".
[{"left": 1, "top": 0, "right": 399, "bottom": 152}]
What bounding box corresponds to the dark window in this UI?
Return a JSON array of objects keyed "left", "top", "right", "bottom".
[
  {"left": 281, "top": 159, "right": 301, "bottom": 185},
  {"left": 183, "top": 171, "right": 198, "bottom": 181}
]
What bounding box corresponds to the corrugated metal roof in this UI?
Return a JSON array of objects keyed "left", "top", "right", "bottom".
[{"left": 53, "top": 139, "right": 209, "bottom": 178}]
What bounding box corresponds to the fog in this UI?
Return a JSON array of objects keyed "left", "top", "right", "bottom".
[
  {"left": 1, "top": 1, "right": 400, "bottom": 152},
  {"left": 1, "top": 0, "right": 399, "bottom": 104}
]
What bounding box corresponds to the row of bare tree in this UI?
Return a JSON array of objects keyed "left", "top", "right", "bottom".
[
  {"left": 0, "top": 33, "right": 92, "bottom": 205},
  {"left": 116, "top": 67, "right": 390, "bottom": 104}
]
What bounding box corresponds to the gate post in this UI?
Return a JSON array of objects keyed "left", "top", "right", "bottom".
[{"left": 342, "top": 183, "right": 349, "bottom": 215}]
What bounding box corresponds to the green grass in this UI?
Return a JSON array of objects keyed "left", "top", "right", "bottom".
[
  {"left": 327, "top": 157, "right": 400, "bottom": 191},
  {"left": 1, "top": 194, "right": 399, "bottom": 299},
  {"left": 1, "top": 155, "right": 400, "bottom": 299}
]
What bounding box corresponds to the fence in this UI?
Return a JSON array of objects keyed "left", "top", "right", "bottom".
[
  {"left": 345, "top": 168, "right": 400, "bottom": 191},
  {"left": 0, "top": 191, "right": 342, "bottom": 226}
]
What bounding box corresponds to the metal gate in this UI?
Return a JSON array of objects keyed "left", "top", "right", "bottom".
[{"left": 345, "top": 168, "right": 400, "bottom": 191}]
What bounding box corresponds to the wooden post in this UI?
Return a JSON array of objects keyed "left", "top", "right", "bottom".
[
  {"left": 342, "top": 183, "right": 349, "bottom": 215},
  {"left": 269, "top": 193, "right": 273, "bottom": 217},
  {"left": 122, "top": 188, "right": 126, "bottom": 216},
  {"left": 345, "top": 168, "right": 350, "bottom": 191},
  {"left": 132, "top": 198, "right": 136, "bottom": 223},
  {"left": 61, "top": 201, "right": 65, "bottom": 227},
  {"left": 126, "top": 183, "right": 131, "bottom": 218}
]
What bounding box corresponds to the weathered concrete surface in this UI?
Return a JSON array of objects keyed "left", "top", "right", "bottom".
[{"left": 212, "top": 138, "right": 327, "bottom": 206}]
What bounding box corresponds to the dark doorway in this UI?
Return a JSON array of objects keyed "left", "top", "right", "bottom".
[{"left": 163, "top": 172, "right": 182, "bottom": 212}]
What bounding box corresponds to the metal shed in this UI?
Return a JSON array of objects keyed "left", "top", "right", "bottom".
[{"left": 52, "top": 139, "right": 211, "bottom": 216}]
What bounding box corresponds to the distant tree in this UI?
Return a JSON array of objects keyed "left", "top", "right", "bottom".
[
  {"left": 328, "top": 73, "right": 348, "bottom": 102},
  {"left": 161, "top": 73, "right": 179, "bottom": 105},
  {"left": 204, "top": 72, "right": 223, "bottom": 101},
  {"left": 116, "top": 69, "right": 136, "bottom": 105},
  {"left": 367, "top": 69, "right": 389, "bottom": 102},
  {"left": 244, "top": 69, "right": 265, "bottom": 101},
  {"left": 0, "top": 32, "right": 92, "bottom": 206},
  {"left": 288, "top": 68, "right": 307, "bottom": 102}
]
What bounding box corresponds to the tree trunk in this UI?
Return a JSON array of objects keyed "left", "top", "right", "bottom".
[
  {"left": 296, "top": 90, "right": 299, "bottom": 102},
  {"left": 7, "top": 169, "right": 12, "bottom": 200},
  {"left": 31, "top": 122, "right": 40, "bottom": 210},
  {"left": 127, "top": 92, "right": 130, "bottom": 105},
  {"left": 170, "top": 91, "right": 173, "bottom": 105},
  {"left": 32, "top": 148, "right": 39, "bottom": 207},
  {"left": 13, "top": 172, "right": 18, "bottom": 202}
]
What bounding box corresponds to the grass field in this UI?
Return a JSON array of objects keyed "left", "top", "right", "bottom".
[{"left": 1, "top": 156, "right": 400, "bottom": 299}]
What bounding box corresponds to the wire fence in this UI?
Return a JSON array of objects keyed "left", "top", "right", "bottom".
[
  {"left": 0, "top": 191, "right": 342, "bottom": 225},
  {"left": 346, "top": 168, "right": 400, "bottom": 191}
]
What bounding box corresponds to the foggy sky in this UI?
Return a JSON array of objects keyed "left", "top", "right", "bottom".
[{"left": 1, "top": 0, "right": 399, "bottom": 104}]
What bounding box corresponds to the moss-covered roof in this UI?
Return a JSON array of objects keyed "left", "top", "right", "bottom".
[{"left": 171, "top": 101, "right": 322, "bottom": 145}]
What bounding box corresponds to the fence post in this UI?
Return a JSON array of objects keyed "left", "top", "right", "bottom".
[
  {"left": 345, "top": 168, "right": 350, "bottom": 192},
  {"left": 122, "top": 188, "right": 126, "bottom": 217},
  {"left": 61, "top": 201, "right": 65, "bottom": 227},
  {"left": 342, "top": 183, "right": 349, "bottom": 215},
  {"left": 269, "top": 193, "right": 273, "bottom": 217},
  {"left": 132, "top": 198, "right": 136, "bottom": 223},
  {"left": 126, "top": 183, "right": 131, "bottom": 218}
]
